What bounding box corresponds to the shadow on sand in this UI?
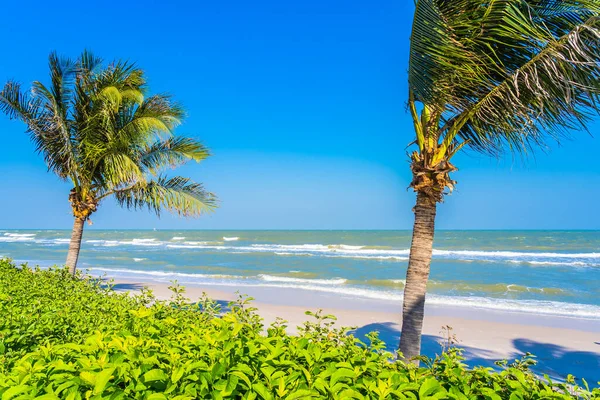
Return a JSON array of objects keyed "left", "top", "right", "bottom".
[
  {"left": 351, "top": 322, "right": 600, "bottom": 386},
  {"left": 104, "top": 282, "right": 147, "bottom": 291}
]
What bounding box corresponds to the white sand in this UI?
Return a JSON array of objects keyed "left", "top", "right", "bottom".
[{"left": 110, "top": 279, "right": 600, "bottom": 383}]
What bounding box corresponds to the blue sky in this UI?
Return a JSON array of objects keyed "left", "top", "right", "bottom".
[{"left": 0, "top": 0, "right": 598, "bottom": 230}]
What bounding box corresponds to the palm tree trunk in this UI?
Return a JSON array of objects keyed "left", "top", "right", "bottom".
[
  {"left": 65, "top": 217, "right": 85, "bottom": 275},
  {"left": 399, "top": 191, "right": 437, "bottom": 361}
]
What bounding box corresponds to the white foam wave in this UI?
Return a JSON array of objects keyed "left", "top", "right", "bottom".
[
  {"left": 89, "top": 267, "right": 244, "bottom": 280},
  {"left": 425, "top": 295, "right": 600, "bottom": 319},
  {"left": 86, "top": 238, "right": 161, "bottom": 247},
  {"left": 506, "top": 260, "right": 596, "bottom": 267},
  {"left": 250, "top": 244, "right": 411, "bottom": 257},
  {"left": 0, "top": 233, "right": 37, "bottom": 242},
  {"left": 434, "top": 249, "right": 600, "bottom": 259},
  {"left": 130, "top": 239, "right": 161, "bottom": 246},
  {"left": 80, "top": 266, "right": 600, "bottom": 319},
  {"left": 259, "top": 274, "right": 346, "bottom": 285},
  {"left": 330, "top": 244, "right": 364, "bottom": 250},
  {"left": 133, "top": 258, "right": 146, "bottom": 262},
  {"left": 275, "top": 252, "right": 314, "bottom": 257},
  {"left": 7, "top": 231, "right": 598, "bottom": 266},
  {"left": 166, "top": 243, "right": 223, "bottom": 249}
]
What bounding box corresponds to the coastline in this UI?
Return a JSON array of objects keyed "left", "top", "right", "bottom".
[{"left": 110, "top": 277, "right": 600, "bottom": 384}]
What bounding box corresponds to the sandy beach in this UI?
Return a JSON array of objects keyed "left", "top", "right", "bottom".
[{"left": 110, "top": 278, "right": 600, "bottom": 384}]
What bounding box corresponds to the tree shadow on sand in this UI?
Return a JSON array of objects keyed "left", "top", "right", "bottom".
[
  {"left": 102, "top": 282, "right": 147, "bottom": 291},
  {"left": 511, "top": 339, "right": 600, "bottom": 385},
  {"left": 350, "top": 322, "right": 600, "bottom": 387},
  {"left": 350, "top": 322, "right": 498, "bottom": 369}
]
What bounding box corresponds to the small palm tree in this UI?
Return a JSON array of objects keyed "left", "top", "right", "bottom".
[
  {"left": 401, "top": 0, "right": 600, "bottom": 360},
  {"left": 0, "top": 52, "right": 217, "bottom": 274}
]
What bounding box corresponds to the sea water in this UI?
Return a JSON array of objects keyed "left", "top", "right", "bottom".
[{"left": 1, "top": 230, "right": 599, "bottom": 319}]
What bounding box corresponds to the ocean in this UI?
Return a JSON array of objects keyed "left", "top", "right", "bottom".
[{"left": 1, "top": 229, "right": 599, "bottom": 319}]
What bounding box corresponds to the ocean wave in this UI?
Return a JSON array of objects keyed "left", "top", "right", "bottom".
[
  {"left": 506, "top": 260, "right": 597, "bottom": 267},
  {"left": 425, "top": 295, "right": 600, "bottom": 319},
  {"left": 433, "top": 249, "right": 600, "bottom": 259},
  {"left": 258, "top": 274, "right": 346, "bottom": 285},
  {"left": 0, "top": 233, "right": 37, "bottom": 242},
  {"left": 86, "top": 238, "right": 162, "bottom": 247},
  {"left": 130, "top": 239, "right": 162, "bottom": 246},
  {"left": 275, "top": 252, "right": 314, "bottom": 257},
  {"left": 360, "top": 279, "right": 406, "bottom": 288},
  {"left": 328, "top": 244, "right": 364, "bottom": 250},
  {"left": 78, "top": 266, "right": 600, "bottom": 319},
  {"left": 6, "top": 232, "right": 599, "bottom": 266},
  {"left": 89, "top": 266, "right": 245, "bottom": 281}
]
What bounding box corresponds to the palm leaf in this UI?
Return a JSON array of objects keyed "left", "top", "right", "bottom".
[
  {"left": 455, "top": 15, "right": 600, "bottom": 153},
  {"left": 140, "top": 136, "right": 211, "bottom": 173},
  {"left": 410, "top": 0, "right": 600, "bottom": 155},
  {"left": 113, "top": 176, "right": 217, "bottom": 217},
  {"left": 0, "top": 54, "right": 78, "bottom": 179}
]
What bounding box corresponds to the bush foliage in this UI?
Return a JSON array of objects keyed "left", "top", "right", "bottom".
[{"left": 0, "top": 258, "right": 597, "bottom": 399}]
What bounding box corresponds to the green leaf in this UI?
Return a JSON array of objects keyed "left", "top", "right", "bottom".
[
  {"left": 143, "top": 369, "right": 168, "bottom": 383},
  {"left": 147, "top": 394, "right": 168, "bottom": 400},
  {"left": 330, "top": 368, "right": 355, "bottom": 387},
  {"left": 419, "top": 378, "right": 441, "bottom": 398},
  {"left": 93, "top": 367, "right": 115, "bottom": 395},
  {"left": 2, "top": 385, "right": 30, "bottom": 400},
  {"left": 338, "top": 389, "right": 364, "bottom": 399},
  {"left": 79, "top": 371, "right": 96, "bottom": 386},
  {"left": 230, "top": 371, "right": 252, "bottom": 388},
  {"left": 252, "top": 382, "right": 273, "bottom": 400},
  {"left": 285, "top": 390, "right": 316, "bottom": 399},
  {"left": 171, "top": 366, "right": 185, "bottom": 384}
]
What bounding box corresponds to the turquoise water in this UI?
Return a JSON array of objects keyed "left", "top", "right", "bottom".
[{"left": 1, "top": 230, "right": 599, "bottom": 318}]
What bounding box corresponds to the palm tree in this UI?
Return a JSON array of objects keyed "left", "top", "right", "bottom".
[
  {"left": 400, "top": 0, "right": 600, "bottom": 360},
  {"left": 0, "top": 52, "right": 217, "bottom": 275}
]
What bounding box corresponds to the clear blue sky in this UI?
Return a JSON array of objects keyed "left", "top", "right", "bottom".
[{"left": 0, "top": 0, "right": 598, "bottom": 230}]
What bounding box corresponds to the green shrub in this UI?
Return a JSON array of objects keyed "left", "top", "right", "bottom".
[{"left": 0, "top": 258, "right": 597, "bottom": 399}]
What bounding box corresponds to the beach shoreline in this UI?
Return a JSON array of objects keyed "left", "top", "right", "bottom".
[{"left": 110, "top": 277, "right": 600, "bottom": 383}]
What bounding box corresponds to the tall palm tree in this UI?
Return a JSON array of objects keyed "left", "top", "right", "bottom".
[
  {"left": 0, "top": 52, "right": 217, "bottom": 274},
  {"left": 400, "top": 0, "right": 600, "bottom": 360}
]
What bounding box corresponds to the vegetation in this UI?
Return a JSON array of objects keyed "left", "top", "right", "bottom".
[
  {"left": 0, "top": 259, "right": 597, "bottom": 399},
  {"left": 401, "top": 1, "right": 600, "bottom": 359},
  {"left": 0, "top": 52, "right": 217, "bottom": 275}
]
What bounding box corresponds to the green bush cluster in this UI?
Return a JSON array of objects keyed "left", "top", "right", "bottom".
[{"left": 0, "top": 258, "right": 597, "bottom": 399}]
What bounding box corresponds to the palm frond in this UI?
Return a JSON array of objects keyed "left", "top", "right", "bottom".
[
  {"left": 115, "top": 94, "right": 185, "bottom": 144},
  {"left": 113, "top": 175, "right": 217, "bottom": 217},
  {"left": 98, "top": 153, "right": 146, "bottom": 189},
  {"left": 140, "top": 136, "right": 211, "bottom": 173},
  {"left": 0, "top": 81, "right": 45, "bottom": 125},
  {"left": 455, "top": 15, "right": 600, "bottom": 154},
  {"left": 78, "top": 50, "right": 103, "bottom": 75},
  {"left": 410, "top": 0, "right": 600, "bottom": 156},
  {"left": 409, "top": 0, "right": 484, "bottom": 106},
  {"left": 0, "top": 65, "right": 77, "bottom": 180}
]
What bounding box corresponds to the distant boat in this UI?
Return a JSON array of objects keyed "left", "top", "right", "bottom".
[{"left": 223, "top": 236, "right": 239, "bottom": 242}]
